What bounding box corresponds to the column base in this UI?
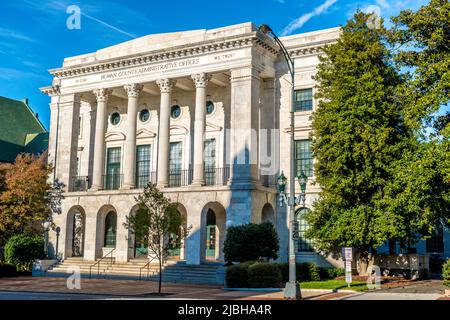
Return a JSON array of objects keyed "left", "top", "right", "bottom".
[
  {"left": 284, "top": 281, "right": 302, "bottom": 299},
  {"left": 89, "top": 186, "right": 102, "bottom": 192},
  {"left": 156, "top": 183, "right": 168, "bottom": 189},
  {"left": 191, "top": 180, "right": 206, "bottom": 187}
]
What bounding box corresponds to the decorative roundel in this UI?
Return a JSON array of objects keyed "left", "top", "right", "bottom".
[
  {"left": 110, "top": 112, "right": 121, "bottom": 125},
  {"left": 206, "top": 100, "right": 215, "bottom": 115},
  {"left": 139, "top": 109, "right": 150, "bottom": 122},
  {"left": 171, "top": 105, "right": 181, "bottom": 119}
]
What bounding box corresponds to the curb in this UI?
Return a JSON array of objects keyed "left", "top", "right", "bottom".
[{"left": 223, "top": 288, "right": 282, "bottom": 292}]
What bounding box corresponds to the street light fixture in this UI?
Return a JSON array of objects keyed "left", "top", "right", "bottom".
[
  {"left": 259, "top": 23, "right": 301, "bottom": 299},
  {"left": 42, "top": 221, "right": 51, "bottom": 258}
]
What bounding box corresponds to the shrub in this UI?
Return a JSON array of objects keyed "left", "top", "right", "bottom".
[
  {"left": 308, "top": 263, "right": 320, "bottom": 281},
  {"left": 4, "top": 234, "right": 45, "bottom": 272},
  {"left": 223, "top": 222, "right": 279, "bottom": 262},
  {"left": 443, "top": 259, "right": 450, "bottom": 288},
  {"left": 0, "top": 262, "right": 19, "bottom": 277},
  {"left": 226, "top": 262, "right": 254, "bottom": 288},
  {"left": 319, "top": 267, "right": 345, "bottom": 280},
  {"left": 248, "top": 262, "right": 283, "bottom": 288}
]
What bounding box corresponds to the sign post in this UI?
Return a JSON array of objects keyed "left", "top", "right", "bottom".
[{"left": 342, "top": 247, "right": 353, "bottom": 288}]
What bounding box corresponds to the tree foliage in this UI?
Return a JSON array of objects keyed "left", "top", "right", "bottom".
[
  {"left": 389, "top": 0, "right": 450, "bottom": 128},
  {"left": 0, "top": 153, "right": 60, "bottom": 245},
  {"left": 124, "top": 183, "right": 189, "bottom": 294}
]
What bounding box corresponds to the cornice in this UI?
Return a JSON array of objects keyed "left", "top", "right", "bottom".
[
  {"left": 49, "top": 32, "right": 279, "bottom": 79},
  {"left": 287, "top": 39, "right": 337, "bottom": 58}
]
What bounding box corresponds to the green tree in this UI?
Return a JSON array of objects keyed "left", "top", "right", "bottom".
[
  {"left": 308, "top": 12, "right": 415, "bottom": 274},
  {"left": 389, "top": 0, "right": 450, "bottom": 231},
  {"left": 124, "top": 183, "right": 189, "bottom": 294},
  {"left": 389, "top": 0, "right": 450, "bottom": 128}
]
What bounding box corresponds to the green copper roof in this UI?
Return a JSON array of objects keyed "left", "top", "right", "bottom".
[{"left": 0, "top": 96, "right": 48, "bottom": 162}]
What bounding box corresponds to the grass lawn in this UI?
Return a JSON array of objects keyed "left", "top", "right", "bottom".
[{"left": 300, "top": 279, "right": 368, "bottom": 292}]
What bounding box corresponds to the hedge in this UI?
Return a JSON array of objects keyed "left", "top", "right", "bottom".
[
  {"left": 275, "top": 262, "right": 344, "bottom": 282},
  {"left": 443, "top": 259, "right": 450, "bottom": 288},
  {"left": 223, "top": 222, "right": 279, "bottom": 262},
  {"left": 4, "top": 234, "right": 45, "bottom": 272},
  {"left": 248, "top": 262, "right": 282, "bottom": 288},
  {"left": 226, "top": 261, "right": 344, "bottom": 288}
]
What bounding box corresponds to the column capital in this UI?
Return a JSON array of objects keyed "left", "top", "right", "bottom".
[
  {"left": 191, "top": 73, "right": 212, "bottom": 88},
  {"left": 156, "top": 79, "right": 177, "bottom": 93},
  {"left": 93, "top": 88, "right": 112, "bottom": 102},
  {"left": 124, "top": 83, "right": 143, "bottom": 98}
]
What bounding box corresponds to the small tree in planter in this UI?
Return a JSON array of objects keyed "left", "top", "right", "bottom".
[
  {"left": 124, "top": 183, "right": 189, "bottom": 294},
  {"left": 443, "top": 259, "right": 450, "bottom": 296},
  {"left": 223, "top": 222, "right": 279, "bottom": 263}
]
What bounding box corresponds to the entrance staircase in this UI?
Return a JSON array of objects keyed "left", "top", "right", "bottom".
[{"left": 44, "top": 257, "right": 225, "bottom": 286}]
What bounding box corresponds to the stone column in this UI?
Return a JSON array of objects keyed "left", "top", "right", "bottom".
[
  {"left": 191, "top": 73, "right": 211, "bottom": 186},
  {"left": 122, "top": 83, "right": 143, "bottom": 189},
  {"left": 228, "top": 67, "right": 261, "bottom": 186},
  {"left": 156, "top": 79, "right": 176, "bottom": 188},
  {"left": 90, "top": 88, "right": 111, "bottom": 191},
  {"left": 55, "top": 94, "right": 81, "bottom": 192}
]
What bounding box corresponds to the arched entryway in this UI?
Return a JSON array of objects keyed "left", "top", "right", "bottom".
[
  {"left": 65, "top": 206, "right": 86, "bottom": 258},
  {"left": 261, "top": 203, "right": 275, "bottom": 224},
  {"left": 95, "top": 205, "right": 118, "bottom": 259},
  {"left": 295, "top": 207, "right": 313, "bottom": 252},
  {"left": 168, "top": 203, "right": 188, "bottom": 260},
  {"left": 128, "top": 205, "right": 148, "bottom": 259},
  {"left": 201, "top": 202, "right": 226, "bottom": 262},
  {"left": 104, "top": 211, "right": 117, "bottom": 248}
]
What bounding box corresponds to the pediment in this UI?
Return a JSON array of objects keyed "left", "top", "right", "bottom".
[
  {"left": 170, "top": 125, "right": 189, "bottom": 136},
  {"left": 206, "top": 122, "right": 223, "bottom": 132},
  {"left": 136, "top": 128, "right": 157, "bottom": 139},
  {"left": 105, "top": 131, "right": 126, "bottom": 142}
]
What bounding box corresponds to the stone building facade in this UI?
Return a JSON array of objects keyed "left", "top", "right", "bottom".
[{"left": 43, "top": 22, "right": 449, "bottom": 269}]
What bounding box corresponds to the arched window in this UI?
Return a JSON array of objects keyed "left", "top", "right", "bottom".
[
  {"left": 295, "top": 208, "right": 313, "bottom": 252},
  {"left": 104, "top": 211, "right": 117, "bottom": 248}
]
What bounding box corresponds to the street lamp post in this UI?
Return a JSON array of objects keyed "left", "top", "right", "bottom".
[
  {"left": 42, "top": 221, "right": 51, "bottom": 259},
  {"left": 259, "top": 24, "right": 305, "bottom": 299}
]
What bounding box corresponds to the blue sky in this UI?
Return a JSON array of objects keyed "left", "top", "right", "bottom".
[{"left": 0, "top": 0, "right": 433, "bottom": 129}]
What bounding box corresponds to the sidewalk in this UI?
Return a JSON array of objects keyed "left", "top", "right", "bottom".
[{"left": 0, "top": 277, "right": 330, "bottom": 300}]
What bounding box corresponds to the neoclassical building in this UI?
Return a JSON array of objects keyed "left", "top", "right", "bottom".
[
  {"left": 41, "top": 22, "right": 339, "bottom": 267},
  {"left": 42, "top": 22, "right": 450, "bottom": 274}
]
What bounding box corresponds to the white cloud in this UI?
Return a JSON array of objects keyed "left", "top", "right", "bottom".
[
  {"left": 0, "top": 27, "right": 35, "bottom": 42},
  {"left": 281, "top": 0, "right": 338, "bottom": 36}
]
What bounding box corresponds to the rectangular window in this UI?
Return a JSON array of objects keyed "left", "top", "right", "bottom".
[
  {"left": 105, "top": 147, "right": 121, "bottom": 190},
  {"left": 294, "top": 88, "right": 313, "bottom": 112},
  {"left": 169, "top": 142, "right": 183, "bottom": 187},
  {"left": 295, "top": 140, "right": 313, "bottom": 177},
  {"left": 136, "top": 145, "right": 151, "bottom": 188},
  {"left": 204, "top": 139, "right": 216, "bottom": 185}
]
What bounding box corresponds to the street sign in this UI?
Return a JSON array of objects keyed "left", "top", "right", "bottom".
[
  {"left": 343, "top": 247, "right": 353, "bottom": 261},
  {"left": 345, "top": 261, "right": 352, "bottom": 272}
]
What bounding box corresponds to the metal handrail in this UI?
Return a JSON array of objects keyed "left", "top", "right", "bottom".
[
  {"left": 139, "top": 256, "right": 158, "bottom": 280},
  {"left": 89, "top": 248, "right": 115, "bottom": 279}
]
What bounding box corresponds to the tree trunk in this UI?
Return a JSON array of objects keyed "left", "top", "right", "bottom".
[
  {"left": 357, "top": 248, "right": 376, "bottom": 276},
  {"left": 158, "top": 246, "right": 162, "bottom": 295}
]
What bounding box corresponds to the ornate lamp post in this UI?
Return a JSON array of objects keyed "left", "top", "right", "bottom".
[
  {"left": 277, "top": 170, "right": 308, "bottom": 299},
  {"left": 259, "top": 23, "right": 303, "bottom": 299}
]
